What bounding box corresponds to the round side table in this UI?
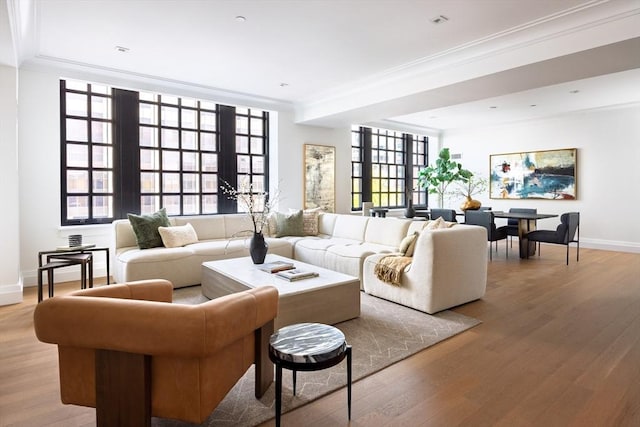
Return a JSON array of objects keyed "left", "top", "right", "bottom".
[{"left": 269, "top": 323, "right": 352, "bottom": 427}]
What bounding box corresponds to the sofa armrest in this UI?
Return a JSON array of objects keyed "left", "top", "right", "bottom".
[{"left": 34, "top": 286, "right": 279, "bottom": 358}]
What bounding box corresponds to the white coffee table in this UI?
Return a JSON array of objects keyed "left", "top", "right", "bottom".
[{"left": 202, "top": 254, "right": 361, "bottom": 329}]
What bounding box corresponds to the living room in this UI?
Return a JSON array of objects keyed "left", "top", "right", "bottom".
[{"left": 1, "top": 0, "right": 640, "bottom": 425}]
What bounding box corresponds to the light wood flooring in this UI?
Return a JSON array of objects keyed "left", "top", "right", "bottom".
[{"left": 2, "top": 244, "right": 640, "bottom": 426}]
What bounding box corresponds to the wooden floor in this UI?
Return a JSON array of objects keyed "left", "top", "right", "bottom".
[{"left": 2, "top": 245, "right": 640, "bottom": 426}]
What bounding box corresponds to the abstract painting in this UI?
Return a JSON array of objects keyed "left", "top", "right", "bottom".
[
  {"left": 304, "top": 144, "right": 335, "bottom": 212},
  {"left": 490, "top": 148, "right": 577, "bottom": 200}
]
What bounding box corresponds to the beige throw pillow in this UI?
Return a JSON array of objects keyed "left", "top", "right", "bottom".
[
  {"left": 158, "top": 223, "right": 199, "bottom": 248},
  {"left": 425, "top": 217, "right": 447, "bottom": 230},
  {"left": 399, "top": 232, "right": 419, "bottom": 256},
  {"left": 290, "top": 207, "right": 321, "bottom": 236}
]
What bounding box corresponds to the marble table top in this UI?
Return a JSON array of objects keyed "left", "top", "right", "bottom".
[{"left": 269, "top": 323, "right": 347, "bottom": 364}]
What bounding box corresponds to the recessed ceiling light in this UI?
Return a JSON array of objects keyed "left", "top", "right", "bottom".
[
  {"left": 235, "top": 15, "right": 247, "bottom": 22},
  {"left": 489, "top": 106, "right": 498, "bottom": 109},
  {"left": 430, "top": 15, "right": 449, "bottom": 24},
  {"left": 279, "top": 83, "right": 289, "bottom": 87},
  {"left": 530, "top": 104, "right": 537, "bottom": 107},
  {"left": 569, "top": 89, "right": 580, "bottom": 94},
  {"left": 429, "top": 116, "right": 438, "bottom": 119},
  {"left": 114, "top": 46, "right": 130, "bottom": 53}
]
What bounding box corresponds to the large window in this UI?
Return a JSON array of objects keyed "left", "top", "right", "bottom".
[
  {"left": 351, "top": 125, "right": 428, "bottom": 210},
  {"left": 60, "top": 80, "right": 269, "bottom": 225}
]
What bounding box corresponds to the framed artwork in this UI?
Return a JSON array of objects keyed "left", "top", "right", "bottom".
[
  {"left": 304, "top": 144, "right": 335, "bottom": 212},
  {"left": 490, "top": 148, "right": 577, "bottom": 200}
]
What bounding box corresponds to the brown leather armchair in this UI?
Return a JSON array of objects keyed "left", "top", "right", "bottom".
[{"left": 34, "top": 280, "right": 279, "bottom": 425}]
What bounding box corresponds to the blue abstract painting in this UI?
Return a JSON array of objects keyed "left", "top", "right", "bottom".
[{"left": 490, "top": 148, "right": 577, "bottom": 200}]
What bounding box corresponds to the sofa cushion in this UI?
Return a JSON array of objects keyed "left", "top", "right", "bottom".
[
  {"left": 174, "top": 215, "right": 226, "bottom": 240},
  {"left": 158, "top": 223, "right": 199, "bottom": 248},
  {"left": 332, "top": 215, "right": 369, "bottom": 241},
  {"left": 127, "top": 208, "right": 171, "bottom": 249},
  {"left": 275, "top": 210, "right": 305, "bottom": 237},
  {"left": 364, "top": 217, "right": 411, "bottom": 247}
]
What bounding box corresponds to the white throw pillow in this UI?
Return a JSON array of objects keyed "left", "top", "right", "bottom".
[
  {"left": 158, "top": 223, "right": 199, "bottom": 248},
  {"left": 425, "top": 217, "right": 447, "bottom": 230}
]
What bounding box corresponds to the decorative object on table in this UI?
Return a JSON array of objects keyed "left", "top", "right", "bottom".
[
  {"left": 275, "top": 268, "right": 319, "bottom": 281},
  {"left": 418, "top": 148, "right": 472, "bottom": 208},
  {"left": 221, "top": 178, "right": 279, "bottom": 264},
  {"left": 404, "top": 187, "right": 416, "bottom": 218},
  {"left": 68, "top": 234, "right": 82, "bottom": 247},
  {"left": 257, "top": 260, "right": 295, "bottom": 273},
  {"left": 456, "top": 173, "right": 488, "bottom": 211},
  {"left": 489, "top": 148, "right": 577, "bottom": 200},
  {"left": 304, "top": 144, "right": 335, "bottom": 212}
]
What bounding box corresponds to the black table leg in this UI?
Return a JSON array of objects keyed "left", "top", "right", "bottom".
[
  {"left": 275, "top": 363, "right": 282, "bottom": 427},
  {"left": 347, "top": 345, "right": 352, "bottom": 420},
  {"left": 293, "top": 369, "right": 297, "bottom": 396}
]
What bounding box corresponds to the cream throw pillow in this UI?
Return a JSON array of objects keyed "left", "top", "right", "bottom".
[
  {"left": 158, "top": 223, "right": 199, "bottom": 248},
  {"left": 425, "top": 217, "right": 447, "bottom": 230},
  {"left": 290, "top": 207, "right": 321, "bottom": 236},
  {"left": 399, "top": 232, "right": 419, "bottom": 256}
]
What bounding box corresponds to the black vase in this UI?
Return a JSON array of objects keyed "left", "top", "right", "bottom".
[
  {"left": 404, "top": 205, "right": 416, "bottom": 218},
  {"left": 249, "top": 232, "right": 268, "bottom": 264}
]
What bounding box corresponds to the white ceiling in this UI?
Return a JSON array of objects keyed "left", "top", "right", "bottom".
[{"left": 3, "top": 0, "right": 640, "bottom": 131}]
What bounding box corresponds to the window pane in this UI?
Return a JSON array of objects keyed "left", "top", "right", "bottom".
[
  {"left": 162, "top": 173, "right": 180, "bottom": 192},
  {"left": 202, "top": 194, "right": 217, "bottom": 214},
  {"left": 139, "top": 92, "right": 156, "bottom": 102},
  {"left": 236, "top": 116, "right": 248, "bottom": 134},
  {"left": 161, "top": 129, "right": 179, "bottom": 148},
  {"left": 163, "top": 195, "right": 181, "bottom": 215},
  {"left": 140, "top": 126, "right": 157, "bottom": 147},
  {"left": 140, "top": 149, "right": 159, "bottom": 170},
  {"left": 91, "top": 84, "right": 109, "bottom": 95},
  {"left": 252, "top": 156, "right": 264, "bottom": 174},
  {"left": 183, "top": 174, "right": 199, "bottom": 193},
  {"left": 201, "top": 100, "right": 216, "bottom": 110},
  {"left": 93, "top": 195, "right": 113, "bottom": 218},
  {"left": 66, "top": 92, "right": 87, "bottom": 116},
  {"left": 141, "top": 172, "right": 159, "bottom": 192},
  {"left": 141, "top": 195, "right": 159, "bottom": 214},
  {"left": 202, "top": 174, "right": 217, "bottom": 192},
  {"left": 66, "top": 81, "right": 87, "bottom": 91},
  {"left": 183, "top": 195, "right": 199, "bottom": 215},
  {"left": 236, "top": 136, "right": 249, "bottom": 153},
  {"left": 201, "top": 132, "right": 216, "bottom": 151},
  {"left": 91, "top": 96, "right": 111, "bottom": 119},
  {"left": 237, "top": 155, "right": 250, "bottom": 173},
  {"left": 182, "top": 130, "right": 197, "bottom": 150},
  {"left": 252, "top": 175, "right": 265, "bottom": 193},
  {"left": 161, "top": 106, "right": 179, "bottom": 127},
  {"left": 91, "top": 121, "right": 110, "bottom": 143},
  {"left": 250, "top": 117, "right": 263, "bottom": 135},
  {"left": 67, "top": 144, "right": 88, "bottom": 167},
  {"left": 202, "top": 153, "right": 218, "bottom": 172},
  {"left": 201, "top": 112, "right": 216, "bottom": 131},
  {"left": 250, "top": 137, "right": 263, "bottom": 154},
  {"left": 182, "top": 152, "right": 198, "bottom": 171},
  {"left": 67, "top": 170, "right": 89, "bottom": 193},
  {"left": 92, "top": 171, "right": 113, "bottom": 193},
  {"left": 162, "top": 151, "right": 180, "bottom": 171},
  {"left": 140, "top": 103, "right": 157, "bottom": 125},
  {"left": 162, "top": 95, "right": 179, "bottom": 105},
  {"left": 67, "top": 196, "right": 88, "bottom": 219},
  {"left": 181, "top": 98, "right": 196, "bottom": 108},
  {"left": 66, "top": 119, "right": 88, "bottom": 142},
  {"left": 92, "top": 145, "right": 112, "bottom": 168},
  {"left": 181, "top": 109, "right": 197, "bottom": 129}
]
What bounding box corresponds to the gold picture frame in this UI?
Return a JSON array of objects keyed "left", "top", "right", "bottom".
[{"left": 304, "top": 144, "right": 335, "bottom": 212}]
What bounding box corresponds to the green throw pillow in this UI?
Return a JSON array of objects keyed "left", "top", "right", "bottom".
[
  {"left": 128, "top": 208, "right": 171, "bottom": 249},
  {"left": 275, "top": 210, "right": 305, "bottom": 237}
]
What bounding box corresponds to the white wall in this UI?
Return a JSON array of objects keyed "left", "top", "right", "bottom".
[
  {"left": 441, "top": 105, "right": 640, "bottom": 252},
  {"left": 16, "top": 68, "right": 354, "bottom": 286},
  {"left": 0, "top": 64, "right": 22, "bottom": 304}
]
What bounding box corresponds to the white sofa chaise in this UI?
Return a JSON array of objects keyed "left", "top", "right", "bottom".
[{"left": 113, "top": 212, "right": 488, "bottom": 313}]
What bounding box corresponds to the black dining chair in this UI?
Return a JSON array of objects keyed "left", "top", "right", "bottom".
[
  {"left": 430, "top": 208, "right": 457, "bottom": 223},
  {"left": 526, "top": 212, "right": 580, "bottom": 265},
  {"left": 464, "top": 210, "right": 508, "bottom": 260},
  {"left": 506, "top": 208, "right": 537, "bottom": 247}
]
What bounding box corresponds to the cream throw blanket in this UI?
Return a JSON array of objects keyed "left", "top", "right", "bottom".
[{"left": 374, "top": 255, "right": 413, "bottom": 286}]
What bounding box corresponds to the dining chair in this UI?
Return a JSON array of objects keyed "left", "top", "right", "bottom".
[
  {"left": 526, "top": 212, "right": 580, "bottom": 265},
  {"left": 464, "top": 210, "right": 508, "bottom": 260},
  {"left": 430, "top": 208, "right": 457, "bottom": 223},
  {"left": 506, "top": 208, "right": 537, "bottom": 247}
]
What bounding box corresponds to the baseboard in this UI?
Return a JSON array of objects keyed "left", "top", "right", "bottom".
[
  {"left": 580, "top": 238, "right": 640, "bottom": 254},
  {"left": 0, "top": 281, "right": 24, "bottom": 306},
  {"left": 22, "top": 264, "right": 109, "bottom": 288}
]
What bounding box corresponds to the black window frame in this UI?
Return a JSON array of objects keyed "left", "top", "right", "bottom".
[
  {"left": 60, "top": 80, "right": 270, "bottom": 225},
  {"left": 351, "top": 125, "right": 428, "bottom": 211}
]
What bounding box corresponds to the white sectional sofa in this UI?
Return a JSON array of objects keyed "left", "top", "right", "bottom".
[{"left": 113, "top": 212, "right": 488, "bottom": 313}]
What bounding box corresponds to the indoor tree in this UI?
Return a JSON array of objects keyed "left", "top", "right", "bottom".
[{"left": 417, "top": 148, "right": 472, "bottom": 208}]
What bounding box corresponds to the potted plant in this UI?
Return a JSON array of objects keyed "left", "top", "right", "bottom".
[
  {"left": 456, "top": 174, "right": 488, "bottom": 211},
  {"left": 417, "top": 148, "right": 472, "bottom": 208}
]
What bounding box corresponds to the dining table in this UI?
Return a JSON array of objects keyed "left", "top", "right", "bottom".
[{"left": 492, "top": 211, "right": 558, "bottom": 259}]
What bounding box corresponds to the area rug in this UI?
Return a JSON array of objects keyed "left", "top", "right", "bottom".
[{"left": 154, "top": 286, "right": 481, "bottom": 427}]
